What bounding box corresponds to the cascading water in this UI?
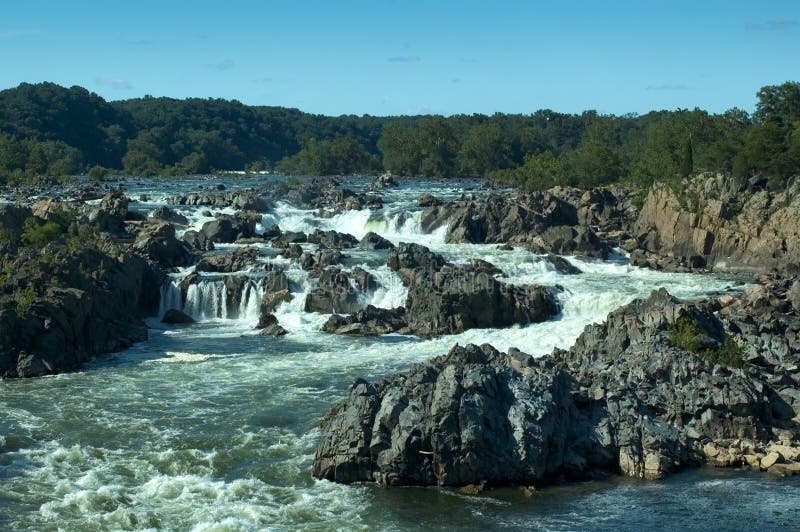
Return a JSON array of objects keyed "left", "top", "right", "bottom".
[
  {"left": 160, "top": 276, "right": 267, "bottom": 322},
  {"left": 3, "top": 176, "right": 779, "bottom": 532},
  {"left": 238, "top": 279, "right": 264, "bottom": 321},
  {"left": 185, "top": 280, "right": 229, "bottom": 320}
]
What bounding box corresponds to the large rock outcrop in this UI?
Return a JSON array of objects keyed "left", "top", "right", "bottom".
[
  {"left": 632, "top": 174, "right": 800, "bottom": 274},
  {"left": 404, "top": 266, "right": 561, "bottom": 337},
  {"left": 424, "top": 190, "right": 630, "bottom": 259},
  {"left": 0, "top": 246, "right": 164, "bottom": 378},
  {"left": 304, "top": 267, "right": 362, "bottom": 314},
  {"left": 132, "top": 222, "right": 193, "bottom": 268},
  {"left": 313, "top": 289, "right": 800, "bottom": 486},
  {"left": 385, "top": 243, "right": 561, "bottom": 336}
]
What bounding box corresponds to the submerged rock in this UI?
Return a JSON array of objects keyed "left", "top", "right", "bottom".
[
  {"left": 360, "top": 232, "right": 394, "bottom": 250},
  {"left": 322, "top": 306, "right": 407, "bottom": 336},
  {"left": 161, "top": 308, "right": 195, "bottom": 324},
  {"left": 546, "top": 254, "right": 581, "bottom": 275}
]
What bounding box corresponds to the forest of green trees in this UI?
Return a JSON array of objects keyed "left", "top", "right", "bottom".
[{"left": 0, "top": 81, "right": 798, "bottom": 191}]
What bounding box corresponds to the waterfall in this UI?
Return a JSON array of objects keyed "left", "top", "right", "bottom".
[
  {"left": 159, "top": 276, "right": 266, "bottom": 322},
  {"left": 238, "top": 280, "right": 264, "bottom": 321},
  {"left": 183, "top": 280, "right": 229, "bottom": 320},
  {"left": 159, "top": 280, "right": 183, "bottom": 318}
]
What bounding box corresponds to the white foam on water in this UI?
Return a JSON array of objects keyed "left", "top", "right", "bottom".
[{"left": 1, "top": 178, "right": 756, "bottom": 531}]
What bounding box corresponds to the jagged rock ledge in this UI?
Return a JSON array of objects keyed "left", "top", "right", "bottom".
[{"left": 312, "top": 288, "right": 800, "bottom": 487}]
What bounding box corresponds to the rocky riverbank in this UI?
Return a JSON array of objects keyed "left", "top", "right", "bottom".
[
  {"left": 313, "top": 285, "right": 800, "bottom": 486},
  {"left": 0, "top": 191, "right": 167, "bottom": 377},
  {"left": 631, "top": 173, "right": 800, "bottom": 275},
  {"left": 5, "top": 173, "right": 800, "bottom": 491}
]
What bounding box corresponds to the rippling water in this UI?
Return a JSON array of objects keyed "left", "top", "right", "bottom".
[{"left": 2, "top": 176, "right": 798, "bottom": 531}]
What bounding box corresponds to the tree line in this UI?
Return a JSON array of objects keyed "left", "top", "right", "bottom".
[{"left": 0, "top": 81, "right": 798, "bottom": 190}]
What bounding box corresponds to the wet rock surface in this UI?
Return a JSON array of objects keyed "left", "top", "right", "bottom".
[
  {"left": 132, "top": 222, "right": 194, "bottom": 268},
  {"left": 313, "top": 288, "right": 800, "bottom": 486},
  {"left": 386, "top": 242, "right": 561, "bottom": 336},
  {"left": 404, "top": 265, "right": 561, "bottom": 336},
  {"left": 0, "top": 242, "right": 164, "bottom": 378},
  {"left": 304, "top": 267, "right": 362, "bottom": 314},
  {"left": 194, "top": 247, "right": 260, "bottom": 273},
  {"left": 322, "top": 306, "right": 408, "bottom": 336}
]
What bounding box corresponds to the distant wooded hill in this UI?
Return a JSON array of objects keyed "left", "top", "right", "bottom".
[{"left": 0, "top": 81, "right": 798, "bottom": 191}]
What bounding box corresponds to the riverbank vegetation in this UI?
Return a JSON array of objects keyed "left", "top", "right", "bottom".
[{"left": 0, "top": 81, "right": 798, "bottom": 190}]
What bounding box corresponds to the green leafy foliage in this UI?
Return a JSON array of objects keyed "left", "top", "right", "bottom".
[
  {"left": 668, "top": 316, "right": 746, "bottom": 369},
  {"left": 277, "top": 136, "right": 381, "bottom": 175},
  {"left": 87, "top": 164, "right": 110, "bottom": 182},
  {"left": 21, "top": 218, "right": 63, "bottom": 249},
  {"left": 15, "top": 284, "right": 38, "bottom": 319},
  {"left": 0, "top": 81, "right": 799, "bottom": 186}
]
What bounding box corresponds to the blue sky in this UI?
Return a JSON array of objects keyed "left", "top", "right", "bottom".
[{"left": 1, "top": 0, "right": 798, "bottom": 116}]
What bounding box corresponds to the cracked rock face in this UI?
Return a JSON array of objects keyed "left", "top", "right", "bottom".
[
  {"left": 632, "top": 175, "right": 800, "bottom": 274},
  {"left": 313, "top": 289, "right": 796, "bottom": 487}
]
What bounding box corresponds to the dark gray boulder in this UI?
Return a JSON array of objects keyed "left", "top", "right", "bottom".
[
  {"left": 273, "top": 231, "right": 308, "bottom": 247},
  {"left": 132, "top": 222, "right": 193, "bottom": 268},
  {"left": 360, "top": 232, "right": 394, "bottom": 250},
  {"left": 365, "top": 173, "right": 398, "bottom": 191},
  {"left": 351, "top": 267, "right": 379, "bottom": 294},
  {"left": 404, "top": 267, "right": 560, "bottom": 336},
  {"left": 258, "top": 312, "right": 287, "bottom": 336},
  {"left": 387, "top": 242, "right": 447, "bottom": 285},
  {"left": 304, "top": 268, "right": 362, "bottom": 314},
  {"left": 299, "top": 249, "right": 342, "bottom": 271},
  {"left": 417, "top": 193, "right": 444, "bottom": 208},
  {"left": 322, "top": 305, "right": 407, "bottom": 336},
  {"left": 546, "top": 254, "right": 581, "bottom": 275},
  {"left": 150, "top": 206, "right": 188, "bottom": 225},
  {"left": 195, "top": 247, "right": 260, "bottom": 273},
  {"left": 201, "top": 218, "right": 236, "bottom": 244},
  {"left": 161, "top": 308, "right": 195, "bottom": 324},
  {"left": 307, "top": 229, "right": 359, "bottom": 249},
  {"left": 201, "top": 211, "right": 261, "bottom": 244},
  {"left": 182, "top": 230, "right": 215, "bottom": 252},
  {"left": 313, "top": 288, "right": 794, "bottom": 486},
  {"left": 528, "top": 226, "right": 609, "bottom": 259}
]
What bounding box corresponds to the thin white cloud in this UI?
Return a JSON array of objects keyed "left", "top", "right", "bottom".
[
  {"left": 388, "top": 55, "right": 421, "bottom": 63},
  {"left": 407, "top": 104, "right": 432, "bottom": 114},
  {"left": 0, "top": 28, "right": 40, "bottom": 38},
  {"left": 213, "top": 58, "right": 236, "bottom": 71},
  {"left": 745, "top": 18, "right": 798, "bottom": 31},
  {"left": 95, "top": 77, "right": 133, "bottom": 90},
  {"left": 646, "top": 83, "right": 691, "bottom": 91}
]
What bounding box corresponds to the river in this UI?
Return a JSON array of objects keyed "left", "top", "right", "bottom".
[{"left": 2, "top": 176, "right": 798, "bottom": 531}]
